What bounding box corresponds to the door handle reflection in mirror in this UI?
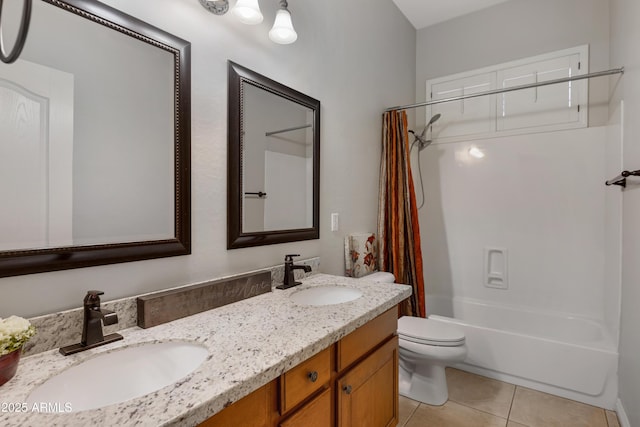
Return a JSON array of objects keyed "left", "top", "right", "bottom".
[{"left": 244, "top": 191, "right": 267, "bottom": 198}]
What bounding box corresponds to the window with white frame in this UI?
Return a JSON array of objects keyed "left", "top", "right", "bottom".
[{"left": 426, "top": 45, "right": 588, "bottom": 142}]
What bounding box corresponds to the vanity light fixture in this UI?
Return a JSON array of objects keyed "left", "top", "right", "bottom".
[
  {"left": 198, "top": 0, "right": 296, "bottom": 44},
  {"left": 269, "top": 0, "right": 297, "bottom": 44},
  {"left": 198, "top": 0, "right": 230, "bottom": 15},
  {"left": 231, "top": 0, "right": 263, "bottom": 25}
]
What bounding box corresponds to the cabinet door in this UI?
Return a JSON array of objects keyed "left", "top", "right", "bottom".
[
  {"left": 337, "top": 336, "right": 398, "bottom": 427},
  {"left": 279, "top": 387, "right": 333, "bottom": 427}
]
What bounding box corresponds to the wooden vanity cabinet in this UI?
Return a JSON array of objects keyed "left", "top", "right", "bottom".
[
  {"left": 336, "top": 307, "right": 399, "bottom": 427},
  {"left": 336, "top": 337, "right": 398, "bottom": 427},
  {"left": 198, "top": 380, "right": 278, "bottom": 427},
  {"left": 279, "top": 387, "right": 333, "bottom": 427},
  {"left": 281, "top": 346, "right": 333, "bottom": 413},
  {"left": 199, "top": 308, "right": 398, "bottom": 427}
]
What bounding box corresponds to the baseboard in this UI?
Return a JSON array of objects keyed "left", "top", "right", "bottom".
[{"left": 616, "top": 398, "right": 631, "bottom": 427}]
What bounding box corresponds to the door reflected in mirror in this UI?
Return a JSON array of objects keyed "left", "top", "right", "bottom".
[
  {"left": 228, "top": 62, "right": 320, "bottom": 248},
  {"left": 0, "top": 0, "right": 191, "bottom": 277}
]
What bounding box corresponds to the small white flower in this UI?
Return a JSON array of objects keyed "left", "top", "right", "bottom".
[{"left": 0, "top": 316, "right": 35, "bottom": 356}]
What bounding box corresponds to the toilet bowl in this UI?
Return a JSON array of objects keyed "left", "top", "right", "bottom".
[
  {"left": 398, "top": 316, "right": 467, "bottom": 405},
  {"left": 351, "top": 271, "right": 466, "bottom": 405}
]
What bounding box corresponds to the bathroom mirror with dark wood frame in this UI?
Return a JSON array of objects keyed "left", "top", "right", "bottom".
[
  {"left": 0, "top": 0, "right": 191, "bottom": 277},
  {"left": 227, "top": 61, "right": 320, "bottom": 249}
]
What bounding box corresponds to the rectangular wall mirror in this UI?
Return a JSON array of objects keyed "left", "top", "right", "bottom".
[
  {"left": 0, "top": 0, "right": 191, "bottom": 277},
  {"left": 227, "top": 61, "right": 320, "bottom": 248}
]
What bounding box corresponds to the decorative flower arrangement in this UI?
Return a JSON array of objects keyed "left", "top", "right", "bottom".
[{"left": 0, "top": 316, "right": 36, "bottom": 356}]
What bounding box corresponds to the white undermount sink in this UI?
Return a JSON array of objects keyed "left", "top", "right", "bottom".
[
  {"left": 26, "top": 341, "right": 208, "bottom": 412},
  {"left": 290, "top": 285, "right": 363, "bottom": 306}
]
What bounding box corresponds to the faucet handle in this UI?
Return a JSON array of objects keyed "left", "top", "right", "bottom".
[
  {"left": 87, "top": 290, "right": 104, "bottom": 296},
  {"left": 284, "top": 254, "right": 300, "bottom": 262},
  {"left": 84, "top": 290, "right": 104, "bottom": 305}
]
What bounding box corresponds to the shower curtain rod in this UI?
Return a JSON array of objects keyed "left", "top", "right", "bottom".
[
  {"left": 265, "top": 124, "right": 312, "bottom": 136},
  {"left": 384, "top": 67, "right": 625, "bottom": 112}
]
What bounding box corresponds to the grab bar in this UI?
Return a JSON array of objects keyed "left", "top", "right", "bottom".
[{"left": 605, "top": 170, "right": 640, "bottom": 188}]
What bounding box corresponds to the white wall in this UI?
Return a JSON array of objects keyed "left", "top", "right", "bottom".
[
  {"left": 415, "top": 0, "right": 620, "bottom": 331},
  {"left": 0, "top": 0, "right": 415, "bottom": 317},
  {"left": 610, "top": 0, "right": 640, "bottom": 424}
]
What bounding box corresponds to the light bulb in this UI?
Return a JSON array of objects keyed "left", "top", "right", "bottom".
[
  {"left": 232, "top": 0, "right": 263, "bottom": 25},
  {"left": 269, "top": 9, "right": 297, "bottom": 44}
]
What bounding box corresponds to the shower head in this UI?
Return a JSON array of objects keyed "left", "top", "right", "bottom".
[
  {"left": 408, "top": 130, "right": 433, "bottom": 151},
  {"left": 428, "top": 113, "right": 442, "bottom": 127},
  {"left": 409, "top": 113, "right": 441, "bottom": 151},
  {"left": 419, "top": 113, "right": 441, "bottom": 139}
]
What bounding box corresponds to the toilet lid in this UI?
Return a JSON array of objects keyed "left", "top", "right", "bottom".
[{"left": 398, "top": 316, "right": 465, "bottom": 347}]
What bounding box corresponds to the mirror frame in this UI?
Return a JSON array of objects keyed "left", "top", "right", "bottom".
[
  {"left": 227, "top": 61, "right": 320, "bottom": 249},
  {"left": 0, "top": 0, "right": 191, "bottom": 278}
]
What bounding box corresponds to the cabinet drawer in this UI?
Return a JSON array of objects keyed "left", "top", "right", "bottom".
[
  {"left": 282, "top": 346, "right": 332, "bottom": 413},
  {"left": 337, "top": 308, "right": 397, "bottom": 372},
  {"left": 279, "top": 387, "right": 332, "bottom": 427},
  {"left": 199, "top": 380, "right": 276, "bottom": 427}
]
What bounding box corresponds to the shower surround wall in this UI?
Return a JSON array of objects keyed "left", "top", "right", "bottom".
[
  {"left": 414, "top": 0, "right": 621, "bottom": 407},
  {"left": 420, "top": 127, "right": 616, "bottom": 321}
]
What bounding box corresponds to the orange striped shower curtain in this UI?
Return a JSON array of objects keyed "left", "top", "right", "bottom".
[{"left": 377, "top": 110, "right": 426, "bottom": 318}]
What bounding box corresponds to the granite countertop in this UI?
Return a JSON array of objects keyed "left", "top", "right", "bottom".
[{"left": 0, "top": 274, "right": 411, "bottom": 426}]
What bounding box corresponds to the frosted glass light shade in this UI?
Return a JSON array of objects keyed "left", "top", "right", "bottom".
[
  {"left": 269, "top": 9, "right": 297, "bottom": 44},
  {"left": 231, "top": 0, "right": 263, "bottom": 25}
]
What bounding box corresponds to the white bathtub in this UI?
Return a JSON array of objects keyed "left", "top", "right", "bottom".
[{"left": 426, "top": 296, "right": 619, "bottom": 409}]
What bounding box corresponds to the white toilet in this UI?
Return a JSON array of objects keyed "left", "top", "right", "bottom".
[
  {"left": 358, "top": 271, "right": 397, "bottom": 283},
  {"left": 397, "top": 316, "right": 467, "bottom": 405},
  {"left": 354, "top": 271, "right": 467, "bottom": 406}
]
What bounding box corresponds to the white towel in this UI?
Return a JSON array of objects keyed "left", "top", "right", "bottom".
[{"left": 345, "top": 233, "right": 378, "bottom": 278}]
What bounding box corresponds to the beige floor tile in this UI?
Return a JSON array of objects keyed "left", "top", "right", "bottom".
[
  {"left": 606, "top": 410, "right": 621, "bottom": 427},
  {"left": 446, "top": 368, "right": 516, "bottom": 418},
  {"left": 405, "top": 400, "right": 507, "bottom": 427},
  {"left": 507, "top": 422, "right": 529, "bottom": 427},
  {"left": 399, "top": 395, "right": 420, "bottom": 427},
  {"left": 509, "top": 387, "right": 607, "bottom": 427}
]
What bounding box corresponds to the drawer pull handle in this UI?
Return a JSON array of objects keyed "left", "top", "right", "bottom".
[
  {"left": 343, "top": 385, "right": 352, "bottom": 395},
  {"left": 308, "top": 371, "right": 319, "bottom": 382}
]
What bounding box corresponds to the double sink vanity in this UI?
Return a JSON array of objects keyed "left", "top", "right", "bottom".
[
  {"left": 0, "top": 273, "right": 411, "bottom": 426},
  {"left": 0, "top": 2, "right": 408, "bottom": 425}
]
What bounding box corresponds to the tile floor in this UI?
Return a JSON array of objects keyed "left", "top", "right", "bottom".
[{"left": 399, "top": 368, "right": 621, "bottom": 427}]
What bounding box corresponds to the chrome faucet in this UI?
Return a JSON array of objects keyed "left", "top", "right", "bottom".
[
  {"left": 277, "top": 254, "right": 312, "bottom": 290},
  {"left": 60, "top": 290, "right": 123, "bottom": 356}
]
